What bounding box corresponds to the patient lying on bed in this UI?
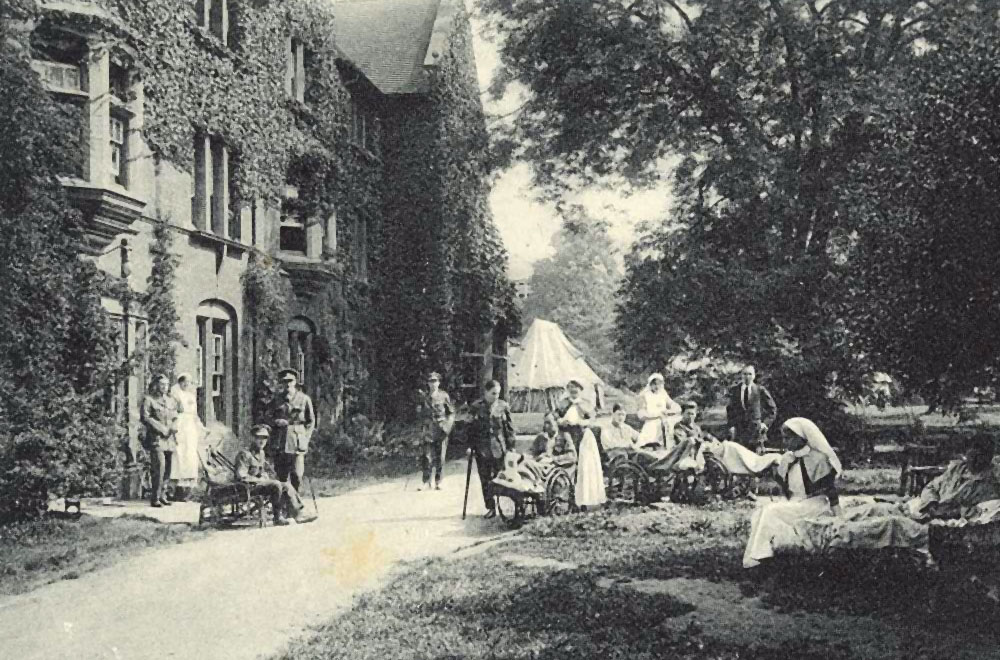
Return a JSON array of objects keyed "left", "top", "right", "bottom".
[{"left": 773, "top": 434, "right": 1000, "bottom": 560}]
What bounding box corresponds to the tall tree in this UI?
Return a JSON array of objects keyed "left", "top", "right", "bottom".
[
  {"left": 0, "top": 23, "right": 122, "bottom": 520},
  {"left": 522, "top": 206, "right": 622, "bottom": 379},
  {"left": 483, "top": 0, "right": 980, "bottom": 418}
]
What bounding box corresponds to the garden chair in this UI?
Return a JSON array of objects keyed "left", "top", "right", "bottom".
[{"left": 900, "top": 444, "right": 946, "bottom": 496}]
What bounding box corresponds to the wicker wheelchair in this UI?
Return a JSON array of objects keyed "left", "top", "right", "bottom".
[
  {"left": 605, "top": 442, "right": 760, "bottom": 505},
  {"left": 197, "top": 445, "right": 272, "bottom": 528},
  {"left": 493, "top": 461, "right": 576, "bottom": 529}
]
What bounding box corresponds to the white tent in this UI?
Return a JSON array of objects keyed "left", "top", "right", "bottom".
[{"left": 507, "top": 319, "right": 606, "bottom": 413}]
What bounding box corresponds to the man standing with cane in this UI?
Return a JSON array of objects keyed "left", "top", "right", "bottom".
[
  {"left": 464, "top": 380, "right": 516, "bottom": 519},
  {"left": 417, "top": 372, "right": 455, "bottom": 491}
]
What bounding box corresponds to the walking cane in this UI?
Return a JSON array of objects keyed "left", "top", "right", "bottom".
[
  {"left": 307, "top": 474, "right": 319, "bottom": 516},
  {"left": 462, "top": 447, "right": 474, "bottom": 520}
]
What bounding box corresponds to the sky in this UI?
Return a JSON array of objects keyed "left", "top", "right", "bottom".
[{"left": 467, "top": 14, "right": 675, "bottom": 281}]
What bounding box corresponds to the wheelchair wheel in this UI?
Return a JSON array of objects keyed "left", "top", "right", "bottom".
[
  {"left": 703, "top": 455, "right": 731, "bottom": 497},
  {"left": 607, "top": 461, "right": 649, "bottom": 505},
  {"left": 496, "top": 494, "right": 524, "bottom": 528},
  {"left": 543, "top": 469, "right": 574, "bottom": 516}
]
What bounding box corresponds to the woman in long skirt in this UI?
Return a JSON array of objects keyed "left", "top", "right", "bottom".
[
  {"left": 637, "top": 373, "right": 682, "bottom": 450},
  {"left": 575, "top": 427, "right": 606, "bottom": 508},
  {"left": 170, "top": 373, "right": 203, "bottom": 500},
  {"left": 743, "top": 417, "right": 842, "bottom": 568}
]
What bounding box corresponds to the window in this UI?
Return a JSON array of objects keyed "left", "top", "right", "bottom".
[
  {"left": 109, "top": 62, "right": 128, "bottom": 102},
  {"left": 352, "top": 217, "right": 368, "bottom": 280},
  {"left": 286, "top": 38, "right": 305, "bottom": 103},
  {"left": 196, "top": 302, "right": 238, "bottom": 430},
  {"left": 349, "top": 99, "right": 379, "bottom": 151},
  {"left": 287, "top": 317, "right": 315, "bottom": 393},
  {"left": 191, "top": 134, "right": 231, "bottom": 235},
  {"left": 279, "top": 186, "right": 306, "bottom": 253},
  {"left": 196, "top": 0, "right": 232, "bottom": 46},
  {"left": 110, "top": 115, "right": 126, "bottom": 186},
  {"left": 31, "top": 60, "right": 83, "bottom": 93}
]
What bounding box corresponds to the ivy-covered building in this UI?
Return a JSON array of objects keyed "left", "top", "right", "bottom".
[{"left": 14, "top": 0, "right": 516, "bottom": 446}]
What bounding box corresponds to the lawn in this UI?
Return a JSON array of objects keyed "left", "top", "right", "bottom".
[
  {"left": 0, "top": 514, "right": 209, "bottom": 598},
  {"left": 274, "top": 468, "right": 1000, "bottom": 660}
]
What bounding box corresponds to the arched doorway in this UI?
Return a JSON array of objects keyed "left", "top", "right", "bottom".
[
  {"left": 288, "top": 316, "right": 316, "bottom": 397},
  {"left": 195, "top": 300, "right": 239, "bottom": 431}
]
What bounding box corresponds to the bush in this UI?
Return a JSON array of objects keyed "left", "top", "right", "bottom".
[{"left": 0, "top": 30, "right": 122, "bottom": 522}]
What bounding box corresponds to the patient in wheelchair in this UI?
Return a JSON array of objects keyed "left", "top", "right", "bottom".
[
  {"left": 494, "top": 414, "right": 578, "bottom": 495},
  {"left": 234, "top": 424, "right": 313, "bottom": 525}
]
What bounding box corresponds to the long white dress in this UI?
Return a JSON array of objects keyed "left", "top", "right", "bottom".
[
  {"left": 574, "top": 428, "right": 606, "bottom": 507},
  {"left": 637, "top": 388, "right": 681, "bottom": 450},
  {"left": 171, "top": 387, "right": 203, "bottom": 483},
  {"left": 742, "top": 458, "right": 831, "bottom": 568}
]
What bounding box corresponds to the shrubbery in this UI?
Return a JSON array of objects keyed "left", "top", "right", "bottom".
[{"left": 0, "top": 28, "right": 122, "bottom": 522}]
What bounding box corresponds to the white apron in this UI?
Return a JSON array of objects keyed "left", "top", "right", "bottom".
[{"left": 574, "top": 429, "right": 606, "bottom": 507}]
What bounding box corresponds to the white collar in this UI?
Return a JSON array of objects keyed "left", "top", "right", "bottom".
[{"left": 792, "top": 445, "right": 811, "bottom": 458}]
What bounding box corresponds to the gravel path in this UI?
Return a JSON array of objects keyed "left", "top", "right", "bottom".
[{"left": 0, "top": 459, "right": 504, "bottom": 660}]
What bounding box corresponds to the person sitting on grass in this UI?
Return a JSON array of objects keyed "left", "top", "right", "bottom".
[{"left": 235, "top": 424, "right": 316, "bottom": 526}]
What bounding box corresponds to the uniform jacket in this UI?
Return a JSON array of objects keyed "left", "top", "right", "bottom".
[
  {"left": 268, "top": 389, "right": 315, "bottom": 454},
  {"left": 419, "top": 389, "right": 455, "bottom": 433},
  {"left": 234, "top": 447, "right": 273, "bottom": 482},
  {"left": 530, "top": 430, "right": 578, "bottom": 467},
  {"left": 141, "top": 394, "right": 178, "bottom": 451},
  {"left": 467, "top": 398, "right": 515, "bottom": 460},
  {"left": 726, "top": 383, "right": 776, "bottom": 440}
]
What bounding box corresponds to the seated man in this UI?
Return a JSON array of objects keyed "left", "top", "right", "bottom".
[
  {"left": 235, "top": 424, "right": 315, "bottom": 525},
  {"left": 656, "top": 401, "right": 718, "bottom": 473},
  {"left": 601, "top": 404, "right": 641, "bottom": 458},
  {"left": 530, "top": 412, "right": 578, "bottom": 470}
]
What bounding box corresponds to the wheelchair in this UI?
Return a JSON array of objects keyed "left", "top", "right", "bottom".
[{"left": 492, "top": 456, "right": 576, "bottom": 529}]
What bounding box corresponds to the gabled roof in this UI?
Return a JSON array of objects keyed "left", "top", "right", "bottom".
[{"left": 332, "top": 0, "right": 443, "bottom": 95}]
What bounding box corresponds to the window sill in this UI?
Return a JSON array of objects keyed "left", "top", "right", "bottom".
[
  {"left": 348, "top": 142, "right": 381, "bottom": 164},
  {"left": 61, "top": 178, "right": 147, "bottom": 255},
  {"left": 48, "top": 87, "right": 90, "bottom": 101},
  {"left": 191, "top": 25, "right": 233, "bottom": 57},
  {"left": 190, "top": 229, "right": 248, "bottom": 257}
]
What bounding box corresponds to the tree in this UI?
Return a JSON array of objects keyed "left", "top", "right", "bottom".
[
  {"left": 846, "top": 12, "right": 1000, "bottom": 410},
  {"left": 0, "top": 25, "right": 122, "bottom": 521},
  {"left": 522, "top": 206, "right": 623, "bottom": 379},
  {"left": 483, "top": 0, "right": 985, "bottom": 420}
]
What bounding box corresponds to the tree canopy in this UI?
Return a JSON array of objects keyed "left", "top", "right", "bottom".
[
  {"left": 483, "top": 0, "right": 1000, "bottom": 413},
  {"left": 521, "top": 206, "right": 623, "bottom": 380}
]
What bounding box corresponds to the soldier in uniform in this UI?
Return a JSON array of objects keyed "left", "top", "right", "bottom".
[
  {"left": 268, "top": 368, "right": 315, "bottom": 493},
  {"left": 467, "top": 380, "right": 517, "bottom": 519},
  {"left": 141, "top": 374, "right": 178, "bottom": 508},
  {"left": 234, "top": 424, "right": 313, "bottom": 525},
  {"left": 417, "top": 372, "right": 455, "bottom": 491}
]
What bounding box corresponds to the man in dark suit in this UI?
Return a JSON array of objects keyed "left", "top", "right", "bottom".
[
  {"left": 726, "top": 366, "right": 777, "bottom": 449},
  {"left": 467, "top": 380, "right": 517, "bottom": 519}
]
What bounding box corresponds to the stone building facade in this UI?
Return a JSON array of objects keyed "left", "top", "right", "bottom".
[{"left": 21, "top": 0, "right": 511, "bottom": 446}]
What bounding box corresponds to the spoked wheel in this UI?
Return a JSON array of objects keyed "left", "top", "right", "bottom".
[
  {"left": 496, "top": 495, "right": 525, "bottom": 528},
  {"left": 607, "top": 461, "right": 649, "bottom": 506},
  {"left": 703, "top": 456, "right": 732, "bottom": 497},
  {"left": 669, "top": 471, "right": 697, "bottom": 503},
  {"left": 543, "top": 469, "right": 574, "bottom": 516}
]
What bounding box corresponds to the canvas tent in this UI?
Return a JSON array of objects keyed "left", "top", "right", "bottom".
[{"left": 507, "top": 319, "right": 606, "bottom": 413}]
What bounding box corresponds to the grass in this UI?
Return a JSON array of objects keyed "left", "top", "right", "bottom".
[
  {"left": 274, "top": 468, "right": 1000, "bottom": 660},
  {"left": 0, "top": 514, "right": 208, "bottom": 598}
]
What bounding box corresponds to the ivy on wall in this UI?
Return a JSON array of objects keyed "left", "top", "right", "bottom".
[
  {"left": 374, "top": 7, "right": 520, "bottom": 418},
  {"left": 22, "top": 0, "right": 516, "bottom": 426},
  {"left": 143, "top": 218, "right": 183, "bottom": 382}
]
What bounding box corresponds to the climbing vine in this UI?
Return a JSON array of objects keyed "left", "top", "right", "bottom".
[
  {"left": 374, "top": 7, "right": 519, "bottom": 418},
  {"left": 143, "top": 219, "right": 183, "bottom": 381},
  {"left": 21, "top": 0, "right": 515, "bottom": 426}
]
